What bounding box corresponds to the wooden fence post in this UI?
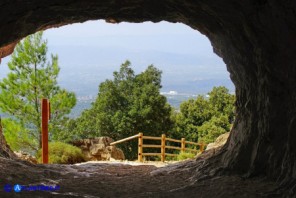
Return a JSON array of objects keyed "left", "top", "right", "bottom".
[
  {"left": 200, "top": 142, "right": 205, "bottom": 153},
  {"left": 41, "top": 98, "right": 50, "bottom": 164},
  {"left": 138, "top": 132, "right": 143, "bottom": 162},
  {"left": 161, "top": 134, "right": 166, "bottom": 162},
  {"left": 181, "top": 138, "right": 185, "bottom": 153}
]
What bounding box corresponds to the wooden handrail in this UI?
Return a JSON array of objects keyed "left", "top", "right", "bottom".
[
  {"left": 110, "top": 132, "right": 206, "bottom": 162},
  {"left": 142, "top": 153, "right": 162, "bottom": 156},
  {"left": 166, "top": 137, "right": 182, "bottom": 143},
  {"left": 185, "top": 140, "right": 202, "bottom": 146},
  {"left": 166, "top": 145, "right": 182, "bottom": 150},
  {"left": 110, "top": 134, "right": 140, "bottom": 146},
  {"left": 165, "top": 153, "right": 178, "bottom": 157},
  {"left": 143, "top": 136, "right": 162, "bottom": 140},
  {"left": 142, "top": 144, "right": 162, "bottom": 148}
]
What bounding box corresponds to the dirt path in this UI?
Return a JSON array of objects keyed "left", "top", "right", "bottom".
[{"left": 0, "top": 157, "right": 281, "bottom": 198}]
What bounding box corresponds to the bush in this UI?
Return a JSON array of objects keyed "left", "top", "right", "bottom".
[
  {"left": 198, "top": 115, "right": 230, "bottom": 144},
  {"left": 36, "top": 142, "right": 85, "bottom": 164},
  {"left": 177, "top": 152, "right": 196, "bottom": 161},
  {"left": 165, "top": 155, "right": 177, "bottom": 161}
]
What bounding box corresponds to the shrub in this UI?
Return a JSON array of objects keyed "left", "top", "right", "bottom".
[
  {"left": 198, "top": 115, "right": 230, "bottom": 144},
  {"left": 177, "top": 152, "right": 195, "bottom": 161},
  {"left": 165, "top": 155, "right": 177, "bottom": 161},
  {"left": 36, "top": 142, "right": 85, "bottom": 164}
]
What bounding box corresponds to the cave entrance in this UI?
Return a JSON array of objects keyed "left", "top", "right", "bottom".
[
  {"left": 0, "top": 20, "right": 234, "bottom": 161},
  {"left": 0, "top": 1, "right": 295, "bottom": 196}
]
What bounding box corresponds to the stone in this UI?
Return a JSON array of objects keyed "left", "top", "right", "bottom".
[
  {"left": 91, "top": 137, "right": 113, "bottom": 146},
  {"left": 106, "top": 146, "right": 125, "bottom": 160},
  {"left": 90, "top": 144, "right": 105, "bottom": 155},
  {"left": 206, "top": 132, "right": 230, "bottom": 151},
  {"left": 71, "top": 137, "right": 125, "bottom": 161},
  {"left": 14, "top": 151, "right": 37, "bottom": 164}
]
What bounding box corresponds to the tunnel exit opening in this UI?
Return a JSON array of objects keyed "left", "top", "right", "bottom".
[
  {"left": 1, "top": 1, "right": 295, "bottom": 196},
  {"left": 0, "top": 20, "right": 234, "bottom": 162}
]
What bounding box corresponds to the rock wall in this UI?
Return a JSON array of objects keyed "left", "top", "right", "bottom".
[
  {"left": 206, "top": 132, "right": 230, "bottom": 151},
  {"left": 0, "top": 0, "right": 295, "bottom": 191},
  {"left": 71, "top": 137, "right": 125, "bottom": 161}
]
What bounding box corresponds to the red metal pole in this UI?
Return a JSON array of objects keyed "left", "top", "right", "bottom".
[{"left": 41, "top": 98, "right": 49, "bottom": 164}]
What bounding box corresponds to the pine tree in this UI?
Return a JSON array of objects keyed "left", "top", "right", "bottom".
[{"left": 0, "top": 32, "right": 76, "bottom": 152}]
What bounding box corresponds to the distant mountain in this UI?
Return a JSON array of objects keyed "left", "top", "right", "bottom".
[
  {"left": 47, "top": 45, "right": 234, "bottom": 97},
  {"left": 0, "top": 43, "right": 234, "bottom": 118},
  {"left": 70, "top": 93, "right": 198, "bottom": 118},
  {"left": 70, "top": 90, "right": 234, "bottom": 118}
]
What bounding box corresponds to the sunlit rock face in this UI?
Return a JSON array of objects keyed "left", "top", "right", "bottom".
[
  {"left": 0, "top": 0, "right": 295, "bottom": 190},
  {"left": 71, "top": 137, "right": 125, "bottom": 161}
]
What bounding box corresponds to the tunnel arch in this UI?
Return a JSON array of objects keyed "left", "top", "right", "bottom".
[{"left": 0, "top": 0, "right": 296, "bottom": 194}]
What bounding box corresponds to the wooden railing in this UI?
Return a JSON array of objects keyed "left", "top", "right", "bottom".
[{"left": 110, "top": 133, "right": 206, "bottom": 162}]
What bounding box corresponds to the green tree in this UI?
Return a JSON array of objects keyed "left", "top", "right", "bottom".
[
  {"left": 0, "top": 32, "right": 76, "bottom": 152},
  {"left": 171, "top": 96, "right": 212, "bottom": 142},
  {"left": 68, "top": 61, "right": 173, "bottom": 159},
  {"left": 172, "top": 86, "right": 235, "bottom": 144},
  {"left": 2, "top": 118, "right": 34, "bottom": 152},
  {"left": 208, "top": 86, "right": 235, "bottom": 122},
  {"left": 198, "top": 115, "right": 230, "bottom": 143}
]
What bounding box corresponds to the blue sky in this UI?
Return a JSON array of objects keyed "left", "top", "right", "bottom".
[{"left": 0, "top": 20, "right": 233, "bottom": 95}]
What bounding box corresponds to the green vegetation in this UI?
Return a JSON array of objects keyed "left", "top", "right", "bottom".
[
  {"left": 66, "top": 61, "right": 234, "bottom": 160},
  {"left": 177, "top": 152, "right": 196, "bottom": 161},
  {"left": 0, "top": 33, "right": 234, "bottom": 161},
  {"left": 36, "top": 142, "right": 84, "bottom": 164},
  {"left": 1, "top": 118, "right": 31, "bottom": 152},
  {"left": 171, "top": 86, "right": 235, "bottom": 144},
  {"left": 0, "top": 32, "right": 76, "bottom": 153},
  {"left": 67, "top": 61, "right": 173, "bottom": 159}
]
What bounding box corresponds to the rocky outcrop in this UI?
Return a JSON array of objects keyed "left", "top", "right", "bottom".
[
  {"left": 14, "top": 151, "right": 37, "bottom": 164},
  {"left": 72, "top": 137, "right": 125, "bottom": 161},
  {"left": 206, "top": 132, "right": 230, "bottom": 151},
  {"left": 0, "top": 0, "right": 295, "bottom": 195}
]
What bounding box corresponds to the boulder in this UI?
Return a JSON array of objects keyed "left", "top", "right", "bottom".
[
  {"left": 206, "top": 132, "right": 230, "bottom": 151},
  {"left": 106, "top": 146, "right": 125, "bottom": 160},
  {"left": 90, "top": 144, "right": 105, "bottom": 155},
  {"left": 71, "top": 137, "right": 125, "bottom": 161},
  {"left": 14, "top": 151, "right": 37, "bottom": 164}
]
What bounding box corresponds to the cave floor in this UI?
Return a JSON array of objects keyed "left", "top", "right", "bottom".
[{"left": 0, "top": 157, "right": 281, "bottom": 198}]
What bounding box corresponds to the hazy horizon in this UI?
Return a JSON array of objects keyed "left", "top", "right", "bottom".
[{"left": 0, "top": 20, "right": 234, "bottom": 110}]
